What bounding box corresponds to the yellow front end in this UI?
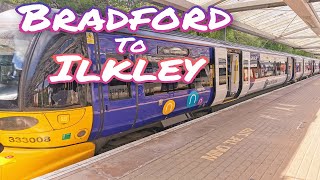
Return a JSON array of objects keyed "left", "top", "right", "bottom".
[{"left": 0, "top": 106, "right": 96, "bottom": 180}]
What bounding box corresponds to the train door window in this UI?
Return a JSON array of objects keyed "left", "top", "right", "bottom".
[
  {"left": 286, "top": 58, "right": 293, "bottom": 75},
  {"left": 276, "top": 62, "right": 281, "bottom": 75},
  {"left": 243, "top": 59, "right": 249, "bottom": 81},
  {"left": 24, "top": 33, "right": 91, "bottom": 109},
  {"left": 296, "top": 62, "right": 302, "bottom": 72},
  {"left": 281, "top": 62, "right": 285, "bottom": 75},
  {"left": 105, "top": 54, "right": 132, "bottom": 101},
  {"left": 219, "top": 58, "right": 227, "bottom": 85},
  {"left": 227, "top": 55, "right": 232, "bottom": 88}
]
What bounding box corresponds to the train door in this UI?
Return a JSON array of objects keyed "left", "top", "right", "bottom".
[
  {"left": 291, "top": 57, "right": 296, "bottom": 81},
  {"left": 227, "top": 55, "right": 232, "bottom": 95},
  {"left": 94, "top": 33, "right": 138, "bottom": 138},
  {"left": 286, "top": 57, "right": 294, "bottom": 81},
  {"left": 303, "top": 59, "right": 311, "bottom": 78},
  {"left": 211, "top": 47, "right": 228, "bottom": 106},
  {"left": 225, "top": 52, "right": 240, "bottom": 100},
  {"left": 86, "top": 32, "right": 104, "bottom": 140},
  {"left": 317, "top": 61, "right": 320, "bottom": 74},
  {"left": 239, "top": 51, "right": 251, "bottom": 98},
  {"left": 295, "top": 57, "right": 303, "bottom": 81},
  {"left": 312, "top": 60, "right": 315, "bottom": 74}
]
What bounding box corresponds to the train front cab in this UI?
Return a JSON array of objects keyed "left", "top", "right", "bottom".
[
  {"left": 0, "top": 10, "right": 217, "bottom": 178},
  {"left": 0, "top": 10, "right": 95, "bottom": 179}
]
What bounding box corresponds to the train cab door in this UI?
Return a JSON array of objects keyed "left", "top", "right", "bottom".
[
  {"left": 92, "top": 33, "right": 138, "bottom": 138},
  {"left": 226, "top": 52, "right": 240, "bottom": 100}
]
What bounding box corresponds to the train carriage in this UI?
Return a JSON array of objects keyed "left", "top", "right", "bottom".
[
  {"left": 0, "top": 9, "right": 319, "bottom": 180},
  {"left": 303, "top": 58, "right": 313, "bottom": 78},
  {"left": 313, "top": 59, "right": 320, "bottom": 74}
]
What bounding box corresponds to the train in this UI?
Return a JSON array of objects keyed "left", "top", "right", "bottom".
[{"left": 0, "top": 8, "right": 319, "bottom": 180}]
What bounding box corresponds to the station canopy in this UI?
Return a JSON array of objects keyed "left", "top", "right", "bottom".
[{"left": 152, "top": 0, "right": 320, "bottom": 57}]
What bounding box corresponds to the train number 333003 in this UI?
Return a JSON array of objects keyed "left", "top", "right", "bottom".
[{"left": 8, "top": 136, "right": 51, "bottom": 143}]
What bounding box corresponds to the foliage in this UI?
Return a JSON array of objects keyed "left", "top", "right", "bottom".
[
  {"left": 195, "top": 28, "right": 313, "bottom": 57},
  {"left": 4, "top": 0, "right": 151, "bottom": 12},
  {"left": 3, "top": 0, "right": 314, "bottom": 57}
]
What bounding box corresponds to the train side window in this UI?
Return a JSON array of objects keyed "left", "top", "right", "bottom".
[
  {"left": 192, "top": 66, "right": 211, "bottom": 89},
  {"left": 109, "top": 79, "right": 132, "bottom": 100},
  {"left": 305, "top": 61, "right": 310, "bottom": 72},
  {"left": 275, "top": 62, "right": 286, "bottom": 75},
  {"left": 257, "top": 61, "right": 264, "bottom": 78},
  {"left": 24, "top": 34, "right": 91, "bottom": 109},
  {"left": 250, "top": 59, "right": 258, "bottom": 79},
  {"left": 141, "top": 53, "right": 210, "bottom": 96},
  {"left": 142, "top": 57, "right": 194, "bottom": 96},
  {"left": 309, "top": 61, "right": 313, "bottom": 71},
  {"left": 219, "top": 58, "right": 227, "bottom": 85},
  {"left": 103, "top": 54, "right": 132, "bottom": 101},
  {"left": 261, "top": 61, "right": 274, "bottom": 77},
  {"left": 141, "top": 56, "right": 173, "bottom": 96}
]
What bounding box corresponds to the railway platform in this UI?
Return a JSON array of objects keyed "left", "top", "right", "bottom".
[{"left": 37, "top": 76, "right": 320, "bottom": 180}]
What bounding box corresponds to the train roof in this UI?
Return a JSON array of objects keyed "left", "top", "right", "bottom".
[
  {"left": 120, "top": 27, "right": 318, "bottom": 60},
  {"left": 1, "top": 8, "right": 319, "bottom": 61}
]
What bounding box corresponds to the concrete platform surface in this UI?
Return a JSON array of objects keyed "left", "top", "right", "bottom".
[{"left": 37, "top": 76, "right": 320, "bottom": 180}]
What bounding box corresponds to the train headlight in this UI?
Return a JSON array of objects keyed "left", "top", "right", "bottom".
[{"left": 0, "top": 116, "right": 38, "bottom": 131}]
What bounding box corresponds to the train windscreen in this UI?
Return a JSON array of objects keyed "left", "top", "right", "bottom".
[{"left": 0, "top": 10, "right": 34, "bottom": 109}]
